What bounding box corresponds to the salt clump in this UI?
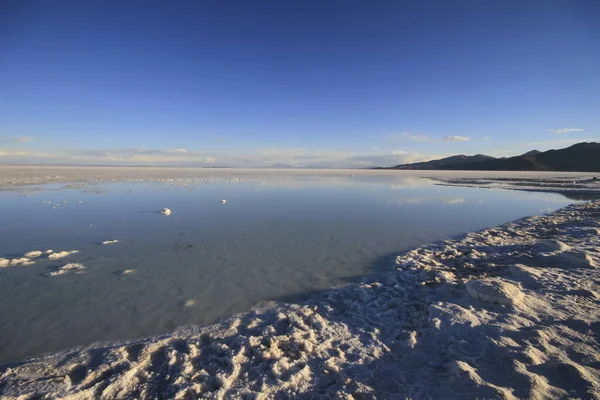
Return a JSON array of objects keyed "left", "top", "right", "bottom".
[
  {"left": 23, "top": 251, "right": 43, "bottom": 259},
  {"left": 49, "top": 263, "right": 86, "bottom": 277},
  {"left": 159, "top": 208, "right": 171, "bottom": 215},
  {"left": 466, "top": 278, "right": 524, "bottom": 306},
  {"left": 48, "top": 250, "right": 79, "bottom": 260},
  {"left": 9, "top": 258, "right": 35, "bottom": 267}
]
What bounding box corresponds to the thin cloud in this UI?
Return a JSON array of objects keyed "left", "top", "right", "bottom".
[
  {"left": 442, "top": 136, "right": 470, "bottom": 142},
  {"left": 0, "top": 136, "right": 34, "bottom": 143},
  {"left": 483, "top": 136, "right": 491, "bottom": 140},
  {"left": 549, "top": 128, "right": 584, "bottom": 134},
  {"left": 0, "top": 146, "right": 442, "bottom": 169},
  {"left": 389, "top": 133, "right": 431, "bottom": 142}
]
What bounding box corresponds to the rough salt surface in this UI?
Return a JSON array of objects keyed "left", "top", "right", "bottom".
[{"left": 1, "top": 201, "right": 599, "bottom": 399}]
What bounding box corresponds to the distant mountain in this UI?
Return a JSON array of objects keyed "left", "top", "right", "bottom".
[
  {"left": 378, "top": 142, "right": 600, "bottom": 172},
  {"left": 378, "top": 154, "right": 496, "bottom": 170},
  {"left": 262, "top": 163, "right": 295, "bottom": 169},
  {"left": 520, "top": 150, "right": 541, "bottom": 157}
]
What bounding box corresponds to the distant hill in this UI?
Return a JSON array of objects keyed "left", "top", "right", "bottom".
[
  {"left": 262, "top": 163, "right": 295, "bottom": 169},
  {"left": 378, "top": 142, "right": 600, "bottom": 172},
  {"left": 377, "top": 154, "right": 496, "bottom": 170},
  {"left": 520, "top": 150, "right": 541, "bottom": 157}
]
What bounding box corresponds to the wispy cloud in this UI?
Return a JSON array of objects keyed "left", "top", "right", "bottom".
[
  {"left": 549, "top": 128, "right": 584, "bottom": 134},
  {"left": 483, "top": 136, "right": 491, "bottom": 140},
  {"left": 0, "top": 146, "right": 441, "bottom": 169},
  {"left": 442, "top": 136, "right": 470, "bottom": 142},
  {"left": 389, "top": 133, "right": 431, "bottom": 142},
  {"left": 391, "top": 133, "right": 473, "bottom": 144},
  {"left": 0, "top": 136, "right": 34, "bottom": 143}
]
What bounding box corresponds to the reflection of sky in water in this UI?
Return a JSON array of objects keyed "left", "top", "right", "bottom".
[{"left": 0, "top": 176, "right": 584, "bottom": 363}]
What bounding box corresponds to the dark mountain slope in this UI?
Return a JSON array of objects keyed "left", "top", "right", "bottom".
[{"left": 442, "top": 142, "right": 600, "bottom": 172}]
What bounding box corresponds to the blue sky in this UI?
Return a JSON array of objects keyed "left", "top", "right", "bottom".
[{"left": 0, "top": 0, "right": 598, "bottom": 167}]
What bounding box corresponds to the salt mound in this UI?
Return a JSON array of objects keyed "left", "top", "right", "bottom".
[
  {"left": 159, "top": 208, "right": 171, "bottom": 215},
  {"left": 560, "top": 251, "right": 597, "bottom": 268},
  {"left": 23, "top": 250, "right": 43, "bottom": 259},
  {"left": 48, "top": 250, "right": 79, "bottom": 260},
  {"left": 539, "top": 240, "right": 570, "bottom": 252},
  {"left": 0, "top": 258, "right": 10, "bottom": 268},
  {"left": 466, "top": 278, "right": 524, "bottom": 306}
]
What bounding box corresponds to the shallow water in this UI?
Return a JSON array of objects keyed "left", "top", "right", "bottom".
[{"left": 0, "top": 174, "right": 586, "bottom": 363}]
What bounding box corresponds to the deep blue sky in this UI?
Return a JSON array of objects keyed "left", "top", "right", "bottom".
[{"left": 0, "top": 0, "right": 598, "bottom": 167}]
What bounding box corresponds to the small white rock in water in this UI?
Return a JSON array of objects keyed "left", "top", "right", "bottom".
[
  {"left": 221, "top": 199, "right": 227, "bottom": 204},
  {"left": 159, "top": 208, "right": 172, "bottom": 216},
  {"left": 184, "top": 299, "right": 196, "bottom": 307}
]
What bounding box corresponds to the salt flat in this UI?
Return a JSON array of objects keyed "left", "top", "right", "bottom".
[{"left": 0, "top": 167, "right": 598, "bottom": 398}]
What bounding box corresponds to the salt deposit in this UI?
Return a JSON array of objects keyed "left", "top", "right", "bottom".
[
  {"left": 47, "top": 250, "right": 79, "bottom": 260},
  {"left": 49, "top": 263, "right": 86, "bottom": 277},
  {"left": 159, "top": 208, "right": 171, "bottom": 215},
  {"left": 1, "top": 200, "right": 598, "bottom": 398},
  {"left": 102, "top": 240, "right": 119, "bottom": 245},
  {"left": 0, "top": 258, "right": 10, "bottom": 268},
  {"left": 9, "top": 258, "right": 34, "bottom": 267},
  {"left": 23, "top": 250, "right": 43, "bottom": 259}
]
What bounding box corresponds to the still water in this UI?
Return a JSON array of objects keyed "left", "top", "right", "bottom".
[{"left": 0, "top": 174, "right": 581, "bottom": 362}]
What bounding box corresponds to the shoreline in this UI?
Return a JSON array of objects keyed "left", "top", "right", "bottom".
[{"left": 1, "top": 201, "right": 599, "bottom": 398}]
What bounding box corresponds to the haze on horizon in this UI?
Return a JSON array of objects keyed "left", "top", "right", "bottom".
[{"left": 1, "top": 1, "right": 598, "bottom": 168}]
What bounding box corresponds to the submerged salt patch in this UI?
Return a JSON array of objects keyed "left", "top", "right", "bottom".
[
  {"left": 9, "top": 258, "right": 35, "bottom": 267},
  {"left": 23, "top": 250, "right": 43, "bottom": 259},
  {"left": 466, "top": 278, "right": 524, "bottom": 306},
  {"left": 49, "top": 263, "right": 86, "bottom": 277},
  {"left": 48, "top": 250, "right": 79, "bottom": 260}
]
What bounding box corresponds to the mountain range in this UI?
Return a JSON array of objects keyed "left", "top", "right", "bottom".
[{"left": 376, "top": 142, "right": 600, "bottom": 172}]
